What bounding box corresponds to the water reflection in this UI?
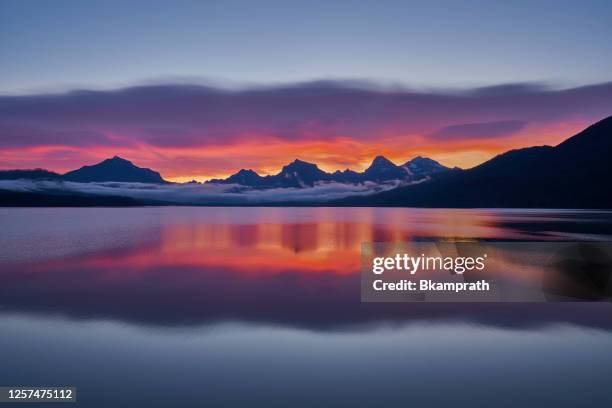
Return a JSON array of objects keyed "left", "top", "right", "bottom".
[{"left": 1, "top": 207, "right": 611, "bottom": 330}]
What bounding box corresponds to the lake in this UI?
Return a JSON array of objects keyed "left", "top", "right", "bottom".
[{"left": 1, "top": 207, "right": 611, "bottom": 407}]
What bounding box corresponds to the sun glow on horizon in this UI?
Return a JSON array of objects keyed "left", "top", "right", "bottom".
[{"left": 0, "top": 120, "right": 593, "bottom": 182}]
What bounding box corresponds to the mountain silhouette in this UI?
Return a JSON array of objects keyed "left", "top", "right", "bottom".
[
  {"left": 0, "top": 169, "right": 62, "bottom": 180},
  {"left": 2, "top": 117, "right": 611, "bottom": 207},
  {"left": 1, "top": 154, "right": 447, "bottom": 188},
  {"left": 340, "top": 116, "right": 612, "bottom": 208},
  {"left": 63, "top": 156, "right": 168, "bottom": 184},
  {"left": 209, "top": 160, "right": 331, "bottom": 188},
  {"left": 402, "top": 156, "right": 450, "bottom": 179},
  {"left": 207, "top": 156, "right": 449, "bottom": 188},
  {"left": 363, "top": 156, "right": 408, "bottom": 182},
  {"left": 330, "top": 168, "right": 363, "bottom": 184},
  {"left": 210, "top": 169, "right": 265, "bottom": 186},
  {"left": 270, "top": 159, "right": 331, "bottom": 187}
]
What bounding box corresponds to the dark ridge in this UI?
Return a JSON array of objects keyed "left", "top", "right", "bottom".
[
  {"left": 337, "top": 115, "right": 612, "bottom": 208},
  {"left": 0, "top": 169, "right": 62, "bottom": 180},
  {"left": 0, "top": 189, "right": 142, "bottom": 207},
  {"left": 63, "top": 156, "right": 168, "bottom": 184}
]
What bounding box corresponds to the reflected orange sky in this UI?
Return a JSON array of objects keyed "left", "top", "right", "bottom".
[
  {"left": 21, "top": 208, "right": 533, "bottom": 277},
  {"left": 2, "top": 206, "right": 610, "bottom": 316}
]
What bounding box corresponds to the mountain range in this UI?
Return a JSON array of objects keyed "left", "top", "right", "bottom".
[
  {"left": 1, "top": 115, "right": 611, "bottom": 208},
  {"left": 0, "top": 154, "right": 450, "bottom": 187},
  {"left": 0, "top": 156, "right": 167, "bottom": 184},
  {"left": 339, "top": 115, "right": 612, "bottom": 208},
  {"left": 207, "top": 156, "right": 450, "bottom": 188}
]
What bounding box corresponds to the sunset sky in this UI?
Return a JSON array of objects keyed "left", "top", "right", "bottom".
[{"left": 1, "top": 0, "right": 611, "bottom": 182}]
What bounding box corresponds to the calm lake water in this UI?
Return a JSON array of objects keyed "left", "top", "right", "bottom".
[{"left": 1, "top": 207, "right": 612, "bottom": 407}]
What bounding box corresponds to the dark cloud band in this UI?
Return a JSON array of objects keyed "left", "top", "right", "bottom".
[
  {"left": 1, "top": 81, "right": 611, "bottom": 148},
  {"left": 429, "top": 120, "right": 527, "bottom": 140}
]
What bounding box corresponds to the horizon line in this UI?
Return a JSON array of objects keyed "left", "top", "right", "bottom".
[{"left": 0, "top": 153, "right": 462, "bottom": 184}]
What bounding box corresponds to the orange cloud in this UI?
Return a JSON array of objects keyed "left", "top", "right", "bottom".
[{"left": 0, "top": 118, "right": 595, "bottom": 181}]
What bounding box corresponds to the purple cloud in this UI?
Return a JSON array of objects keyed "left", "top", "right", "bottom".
[
  {"left": 429, "top": 120, "right": 527, "bottom": 140},
  {"left": 1, "top": 81, "right": 612, "bottom": 148},
  {"left": 0, "top": 124, "right": 113, "bottom": 148}
]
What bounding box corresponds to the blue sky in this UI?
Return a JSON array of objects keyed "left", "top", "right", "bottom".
[{"left": 1, "top": 0, "right": 611, "bottom": 93}]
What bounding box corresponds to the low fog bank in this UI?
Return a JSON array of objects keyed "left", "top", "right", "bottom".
[{"left": 0, "top": 179, "right": 398, "bottom": 204}]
